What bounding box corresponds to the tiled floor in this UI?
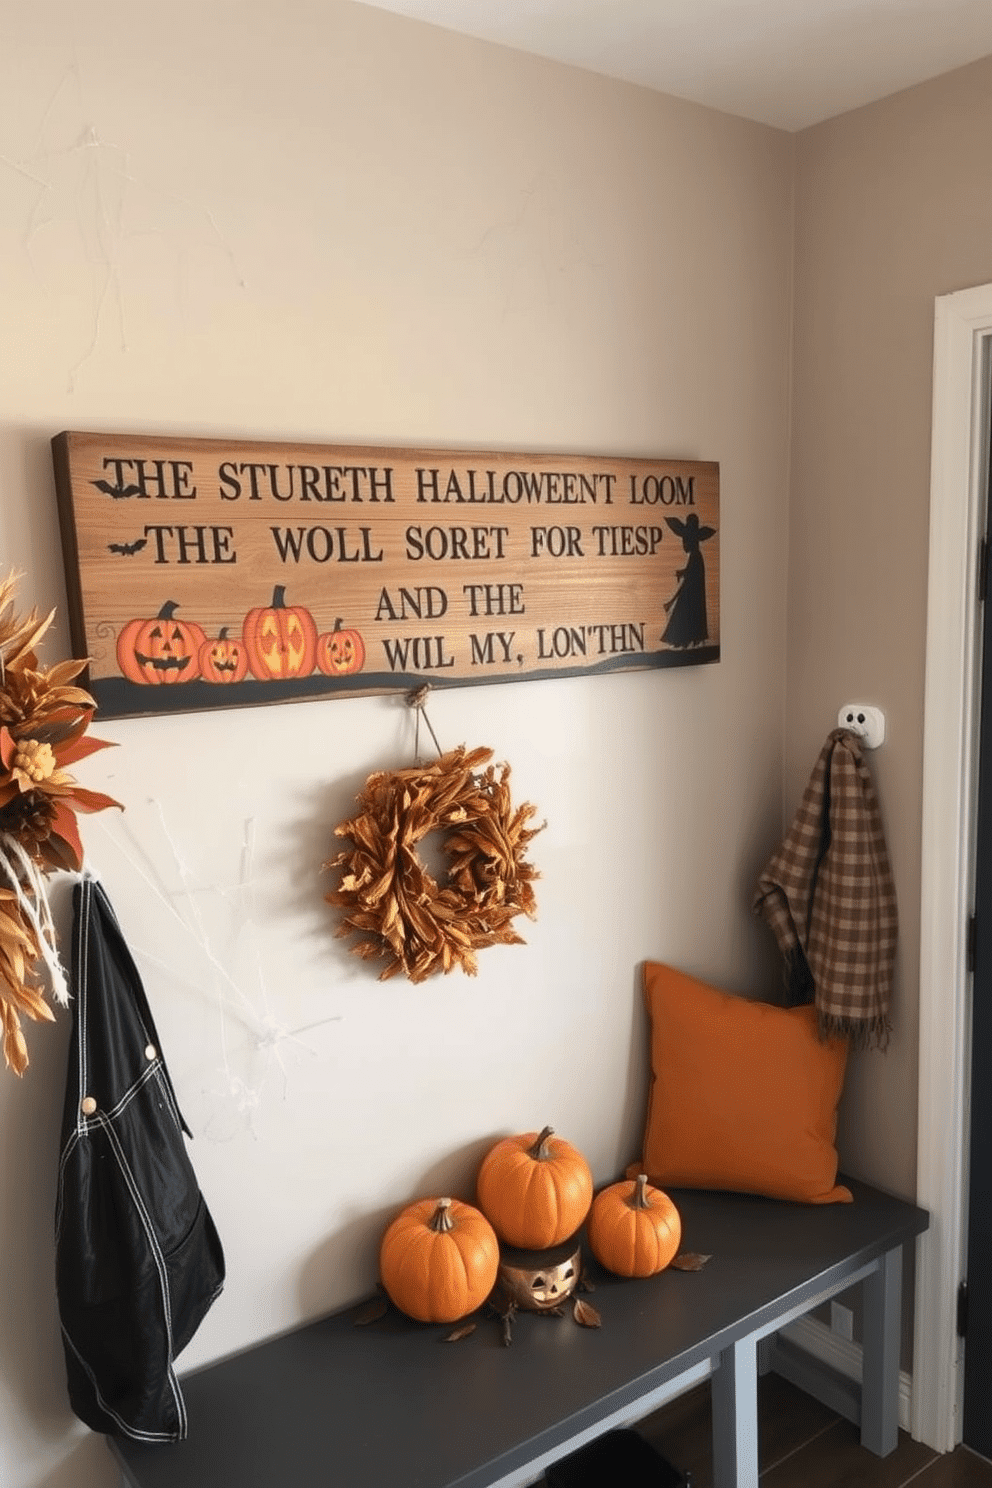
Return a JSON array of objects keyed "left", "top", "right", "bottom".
[{"left": 626, "top": 1372, "right": 992, "bottom": 1487}]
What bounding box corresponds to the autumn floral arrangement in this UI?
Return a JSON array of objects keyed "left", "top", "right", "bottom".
[
  {"left": 0, "top": 574, "right": 120, "bottom": 1074},
  {"left": 326, "top": 743, "right": 543, "bottom": 983}
]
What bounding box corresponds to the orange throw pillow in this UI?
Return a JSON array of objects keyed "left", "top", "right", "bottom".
[{"left": 630, "top": 962, "right": 852, "bottom": 1204}]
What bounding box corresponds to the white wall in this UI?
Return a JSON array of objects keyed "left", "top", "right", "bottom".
[{"left": 0, "top": 2, "right": 793, "bottom": 1484}]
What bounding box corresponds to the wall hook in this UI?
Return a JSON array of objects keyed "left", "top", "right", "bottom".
[{"left": 838, "top": 703, "right": 885, "bottom": 749}]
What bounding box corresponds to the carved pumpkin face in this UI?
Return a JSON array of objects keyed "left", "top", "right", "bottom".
[
  {"left": 117, "top": 602, "right": 206, "bottom": 685},
  {"left": 497, "top": 1241, "right": 582, "bottom": 1312},
  {"left": 317, "top": 619, "right": 366, "bottom": 677},
  {"left": 243, "top": 585, "right": 317, "bottom": 681},
  {"left": 199, "top": 627, "right": 248, "bottom": 685}
]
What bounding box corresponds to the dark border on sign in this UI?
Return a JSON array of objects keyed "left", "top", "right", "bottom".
[{"left": 90, "top": 646, "right": 720, "bottom": 720}]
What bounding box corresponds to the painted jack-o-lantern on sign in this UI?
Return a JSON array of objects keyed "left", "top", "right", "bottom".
[
  {"left": 243, "top": 585, "right": 318, "bottom": 681},
  {"left": 116, "top": 601, "right": 206, "bottom": 686},
  {"left": 52, "top": 430, "right": 720, "bottom": 719},
  {"left": 199, "top": 628, "right": 249, "bottom": 685},
  {"left": 317, "top": 619, "right": 366, "bottom": 678}
]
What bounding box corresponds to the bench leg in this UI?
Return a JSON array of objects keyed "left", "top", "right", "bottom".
[
  {"left": 711, "top": 1336, "right": 759, "bottom": 1488},
  {"left": 861, "top": 1244, "right": 902, "bottom": 1456}
]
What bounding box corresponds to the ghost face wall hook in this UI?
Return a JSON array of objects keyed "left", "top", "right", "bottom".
[{"left": 837, "top": 703, "right": 885, "bottom": 748}]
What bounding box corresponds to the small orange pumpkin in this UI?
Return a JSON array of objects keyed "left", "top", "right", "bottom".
[
  {"left": 199, "top": 627, "right": 249, "bottom": 684},
  {"left": 379, "top": 1196, "right": 499, "bottom": 1324},
  {"left": 117, "top": 600, "right": 206, "bottom": 685},
  {"left": 243, "top": 585, "right": 318, "bottom": 681},
  {"left": 476, "top": 1125, "right": 593, "bottom": 1250},
  {"left": 586, "top": 1174, "right": 681, "bottom": 1278},
  {"left": 316, "top": 618, "right": 366, "bottom": 677}
]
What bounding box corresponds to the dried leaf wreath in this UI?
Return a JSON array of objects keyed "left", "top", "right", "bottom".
[
  {"left": 325, "top": 745, "right": 543, "bottom": 983},
  {"left": 0, "top": 573, "right": 120, "bottom": 1074}
]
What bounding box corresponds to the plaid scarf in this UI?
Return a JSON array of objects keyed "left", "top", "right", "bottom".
[{"left": 753, "top": 728, "right": 896, "bottom": 1050}]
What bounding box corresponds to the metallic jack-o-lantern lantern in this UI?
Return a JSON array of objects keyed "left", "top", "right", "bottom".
[
  {"left": 496, "top": 1239, "right": 583, "bottom": 1312},
  {"left": 243, "top": 585, "right": 318, "bottom": 681},
  {"left": 316, "top": 618, "right": 366, "bottom": 677}
]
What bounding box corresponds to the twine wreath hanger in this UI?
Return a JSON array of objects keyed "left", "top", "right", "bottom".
[
  {"left": 406, "top": 684, "right": 443, "bottom": 764},
  {"left": 325, "top": 687, "right": 544, "bottom": 984}
]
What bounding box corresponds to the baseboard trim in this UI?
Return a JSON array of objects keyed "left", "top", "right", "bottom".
[{"left": 778, "top": 1315, "right": 912, "bottom": 1434}]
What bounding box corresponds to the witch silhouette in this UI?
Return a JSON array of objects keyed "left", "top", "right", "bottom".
[{"left": 661, "top": 513, "right": 716, "bottom": 648}]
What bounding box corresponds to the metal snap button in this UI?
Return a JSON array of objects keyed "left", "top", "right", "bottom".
[
  {"left": 80, "top": 1096, "right": 97, "bottom": 1116},
  {"left": 144, "top": 1044, "right": 157, "bottom": 1061}
]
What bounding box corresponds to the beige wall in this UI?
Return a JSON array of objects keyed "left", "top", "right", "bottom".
[
  {"left": 0, "top": 4, "right": 794, "bottom": 1485},
  {"left": 790, "top": 52, "right": 992, "bottom": 1200},
  {"left": 6, "top": 4, "right": 991, "bottom": 1481}
]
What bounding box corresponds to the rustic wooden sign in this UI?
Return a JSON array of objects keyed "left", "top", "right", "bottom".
[{"left": 52, "top": 431, "right": 720, "bottom": 719}]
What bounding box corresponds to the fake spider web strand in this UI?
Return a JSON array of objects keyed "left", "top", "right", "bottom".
[
  {"left": 90, "top": 809, "right": 340, "bottom": 1135},
  {"left": 2, "top": 67, "right": 247, "bottom": 393}
]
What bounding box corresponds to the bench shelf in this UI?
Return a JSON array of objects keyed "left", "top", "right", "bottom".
[{"left": 111, "top": 1177, "right": 928, "bottom": 1488}]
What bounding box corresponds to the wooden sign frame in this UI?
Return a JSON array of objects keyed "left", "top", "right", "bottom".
[{"left": 52, "top": 431, "right": 720, "bottom": 719}]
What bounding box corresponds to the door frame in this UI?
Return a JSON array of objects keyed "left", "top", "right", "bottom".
[{"left": 915, "top": 281, "right": 992, "bottom": 1452}]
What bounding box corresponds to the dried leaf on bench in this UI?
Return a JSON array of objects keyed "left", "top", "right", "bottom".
[
  {"left": 669, "top": 1252, "right": 712, "bottom": 1272},
  {"left": 445, "top": 1322, "right": 476, "bottom": 1343},
  {"left": 573, "top": 1298, "right": 602, "bottom": 1328},
  {"left": 353, "top": 1294, "right": 389, "bottom": 1325}
]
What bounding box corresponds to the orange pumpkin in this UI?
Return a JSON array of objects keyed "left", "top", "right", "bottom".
[
  {"left": 476, "top": 1125, "right": 593, "bottom": 1250},
  {"left": 379, "top": 1196, "right": 499, "bottom": 1324},
  {"left": 243, "top": 585, "right": 318, "bottom": 681},
  {"left": 199, "top": 627, "right": 249, "bottom": 684},
  {"left": 586, "top": 1174, "right": 681, "bottom": 1278},
  {"left": 316, "top": 618, "right": 366, "bottom": 677},
  {"left": 117, "top": 601, "right": 206, "bottom": 685}
]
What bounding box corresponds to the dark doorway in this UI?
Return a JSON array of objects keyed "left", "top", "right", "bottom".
[{"left": 964, "top": 354, "right": 992, "bottom": 1461}]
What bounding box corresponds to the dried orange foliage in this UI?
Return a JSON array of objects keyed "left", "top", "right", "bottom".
[
  {"left": 325, "top": 745, "right": 543, "bottom": 983},
  {"left": 669, "top": 1252, "right": 712, "bottom": 1272},
  {"left": 573, "top": 1298, "right": 602, "bottom": 1329},
  {"left": 0, "top": 573, "right": 120, "bottom": 1073}
]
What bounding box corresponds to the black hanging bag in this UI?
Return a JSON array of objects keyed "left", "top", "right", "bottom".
[{"left": 55, "top": 877, "right": 225, "bottom": 1442}]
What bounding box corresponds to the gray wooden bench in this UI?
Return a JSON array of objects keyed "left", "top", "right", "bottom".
[{"left": 110, "top": 1177, "right": 928, "bottom": 1488}]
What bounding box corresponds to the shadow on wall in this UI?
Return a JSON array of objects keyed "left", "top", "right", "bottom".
[
  {"left": 296, "top": 1132, "right": 513, "bottom": 1320},
  {"left": 272, "top": 719, "right": 412, "bottom": 958},
  {"left": 0, "top": 878, "right": 123, "bottom": 1487},
  {"left": 0, "top": 989, "right": 105, "bottom": 1480},
  {"left": 35, "top": 1436, "right": 117, "bottom": 1488},
  {"left": 618, "top": 963, "right": 651, "bottom": 1176}
]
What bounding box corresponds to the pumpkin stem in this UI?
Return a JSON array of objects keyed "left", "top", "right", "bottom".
[
  {"left": 271, "top": 584, "right": 287, "bottom": 608},
  {"left": 157, "top": 600, "right": 181, "bottom": 620},
  {"left": 527, "top": 1126, "right": 556, "bottom": 1161},
  {"left": 629, "top": 1174, "right": 652, "bottom": 1210},
  {"left": 428, "top": 1198, "right": 455, "bottom": 1233},
  {"left": 217, "top": 626, "right": 230, "bottom": 640}
]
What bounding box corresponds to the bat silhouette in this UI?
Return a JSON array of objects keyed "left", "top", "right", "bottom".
[
  {"left": 92, "top": 479, "right": 141, "bottom": 499},
  {"left": 107, "top": 538, "right": 148, "bottom": 556}
]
